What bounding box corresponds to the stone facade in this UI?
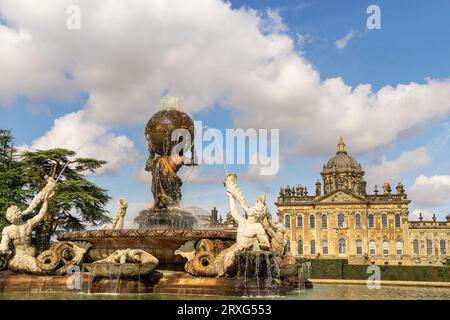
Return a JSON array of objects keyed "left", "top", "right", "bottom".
[{"left": 276, "top": 138, "right": 449, "bottom": 266}]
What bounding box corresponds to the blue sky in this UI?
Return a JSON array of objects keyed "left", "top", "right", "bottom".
[{"left": 1, "top": 0, "right": 450, "bottom": 225}]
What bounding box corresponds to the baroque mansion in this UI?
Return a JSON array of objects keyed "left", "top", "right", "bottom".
[{"left": 276, "top": 138, "right": 450, "bottom": 266}]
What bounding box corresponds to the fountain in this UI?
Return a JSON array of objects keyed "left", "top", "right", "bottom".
[{"left": 0, "top": 97, "right": 312, "bottom": 297}]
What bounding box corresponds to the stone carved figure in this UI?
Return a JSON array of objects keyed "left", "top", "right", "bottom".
[
  {"left": 175, "top": 239, "right": 236, "bottom": 277},
  {"left": 0, "top": 177, "right": 57, "bottom": 273},
  {"left": 36, "top": 241, "right": 92, "bottom": 274},
  {"left": 224, "top": 173, "right": 286, "bottom": 256},
  {"left": 88, "top": 248, "right": 159, "bottom": 277},
  {"left": 176, "top": 173, "right": 289, "bottom": 278},
  {"left": 100, "top": 198, "right": 128, "bottom": 230},
  {"left": 148, "top": 155, "right": 188, "bottom": 208},
  {"left": 144, "top": 98, "right": 196, "bottom": 209}
]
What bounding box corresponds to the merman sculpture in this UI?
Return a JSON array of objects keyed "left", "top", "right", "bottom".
[
  {"left": 0, "top": 175, "right": 92, "bottom": 275},
  {"left": 0, "top": 177, "right": 57, "bottom": 273},
  {"left": 175, "top": 173, "right": 292, "bottom": 278}
]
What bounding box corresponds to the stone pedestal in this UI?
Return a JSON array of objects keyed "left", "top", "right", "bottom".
[{"left": 134, "top": 207, "right": 197, "bottom": 230}]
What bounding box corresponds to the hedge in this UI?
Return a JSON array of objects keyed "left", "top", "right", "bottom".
[
  {"left": 310, "top": 259, "right": 347, "bottom": 279},
  {"left": 309, "top": 259, "right": 450, "bottom": 282}
]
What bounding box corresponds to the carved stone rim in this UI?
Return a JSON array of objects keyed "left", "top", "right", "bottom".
[{"left": 58, "top": 228, "right": 237, "bottom": 241}]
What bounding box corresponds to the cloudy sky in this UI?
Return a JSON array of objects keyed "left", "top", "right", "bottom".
[{"left": 1, "top": 0, "right": 450, "bottom": 227}]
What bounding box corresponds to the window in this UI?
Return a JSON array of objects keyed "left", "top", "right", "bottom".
[
  {"left": 297, "top": 240, "right": 303, "bottom": 255},
  {"left": 286, "top": 239, "right": 291, "bottom": 253},
  {"left": 427, "top": 239, "right": 433, "bottom": 256},
  {"left": 310, "top": 240, "right": 316, "bottom": 255},
  {"left": 322, "top": 239, "right": 328, "bottom": 255},
  {"left": 338, "top": 238, "right": 346, "bottom": 255},
  {"left": 395, "top": 214, "right": 401, "bottom": 228},
  {"left": 369, "top": 240, "right": 376, "bottom": 256},
  {"left": 309, "top": 215, "right": 315, "bottom": 228},
  {"left": 337, "top": 213, "right": 345, "bottom": 228},
  {"left": 356, "top": 239, "right": 362, "bottom": 255},
  {"left": 413, "top": 239, "right": 419, "bottom": 255},
  {"left": 382, "top": 214, "right": 387, "bottom": 228},
  {"left": 284, "top": 215, "right": 291, "bottom": 229},
  {"left": 322, "top": 214, "right": 327, "bottom": 228},
  {"left": 396, "top": 240, "right": 403, "bottom": 255},
  {"left": 368, "top": 214, "right": 374, "bottom": 228},
  {"left": 355, "top": 214, "right": 361, "bottom": 228},
  {"left": 382, "top": 240, "right": 389, "bottom": 256},
  {"left": 440, "top": 240, "right": 447, "bottom": 256},
  {"left": 297, "top": 215, "right": 303, "bottom": 228}
]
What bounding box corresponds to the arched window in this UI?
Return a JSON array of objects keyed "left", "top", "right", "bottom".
[
  {"left": 368, "top": 214, "right": 374, "bottom": 228},
  {"left": 297, "top": 215, "right": 303, "bottom": 228},
  {"left": 427, "top": 239, "right": 433, "bottom": 255},
  {"left": 310, "top": 240, "right": 316, "bottom": 255},
  {"left": 413, "top": 239, "right": 419, "bottom": 255},
  {"left": 440, "top": 240, "right": 446, "bottom": 256},
  {"left": 297, "top": 240, "right": 303, "bottom": 255},
  {"left": 322, "top": 239, "right": 328, "bottom": 255},
  {"left": 286, "top": 239, "right": 291, "bottom": 253},
  {"left": 382, "top": 240, "right": 389, "bottom": 256},
  {"left": 337, "top": 213, "right": 345, "bottom": 228},
  {"left": 322, "top": 214, "right": 328, "bottom": 228},
  {"left": 356, "top": 239, "right": 362, "bottom": 255},
  {"left": 284, "top": 215, "right": 291, "bottom": 229},
  {"left": 381, "top": 214, "right": 387, "bottom": 228},
  {"left": 396, "top": 240, "right": 403, "bottom": 255},
  {"left": 395, "top": 214, "right": 401, "bottom": 228},
  {"left": 309, "top": 215, "right": 315, "bottom": 228},
  {"left": 338, "top": 238, "right": 346, "bottom": 255},
  {"left": 369, "top": 240, "right": 376, "bottom": 256},
  {"left": 355, "top": 214, "right": 361, "bottom": 228}
]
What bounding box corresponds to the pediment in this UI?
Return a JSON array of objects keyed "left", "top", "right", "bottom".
[{"left": 317, "top": 190, "right": 366, "bottom": 204}]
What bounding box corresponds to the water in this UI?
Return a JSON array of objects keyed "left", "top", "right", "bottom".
[
  {"left": 236, "top": 251, "right": 280, "bottom": 296},
  {"left": 1, "top": 285, "right": 449, "bottom": 300},
  {"left": 297, "top": 261, "right": 311, "bottom": 291}
]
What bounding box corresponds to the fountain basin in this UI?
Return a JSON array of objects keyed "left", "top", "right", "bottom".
[
  {"left": 58, "top": 229, "right": 236, "bottom": 269},
  {"left": 84, "top": 263, "right": 156, "bottom": 277}
]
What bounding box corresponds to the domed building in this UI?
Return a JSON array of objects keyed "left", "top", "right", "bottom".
[
  {"left": 321, "top": 137, "right": 366, "bottom": 196},
  {"left": 276, "top": 138, "right": 449, "bottom": 266}
]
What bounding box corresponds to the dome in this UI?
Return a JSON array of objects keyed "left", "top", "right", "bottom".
[{"left": 324, "top": 137, "right": 360, "bottom": 171}]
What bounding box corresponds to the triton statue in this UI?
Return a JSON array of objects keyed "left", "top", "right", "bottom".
[{"left": 0, "top": 177, "right": 57, "bottom": 273}]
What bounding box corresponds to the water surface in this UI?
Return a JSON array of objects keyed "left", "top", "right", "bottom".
[{"left": 1, "top": 284, "right": 449, "bottom": 300}]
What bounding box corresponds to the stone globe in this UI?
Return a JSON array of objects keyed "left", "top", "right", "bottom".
[{"left": 145, "top": 107, "right": 195, "bottom": 157}]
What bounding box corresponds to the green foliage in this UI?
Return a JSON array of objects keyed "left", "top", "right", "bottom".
[
  {"left": 0, "top": 130, "right": 112, "bottom": 250},
  {"left": 343, "top": 264, "right": 450, "bottom": 282},
  {"left": 310, "top": 259, "right": 347, "bottom": 279},
  {"left": 308, "top": 258, "right": 450, "bottom": 282},
  {"left": 0, "top": 130, "right": 29, "bottom": 230}
]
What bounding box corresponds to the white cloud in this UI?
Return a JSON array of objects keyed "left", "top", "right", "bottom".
[
  {"left": 410, "top": 209, "right": 435, "bottom": 221},
  {"left": 26, "top": 110, "right": 138, "bottom": 174},
  {"left": 1, "top": 0, "right": 450, "bottom": 159},
  {"left": 365, "top": 147, "right": 432, "bottom": 186},
  {"left": 409, "top": 174, "right": 450, "bottom": 208},
  {"left": 335, "top": 30, "right": 359, "bottom": 49}
]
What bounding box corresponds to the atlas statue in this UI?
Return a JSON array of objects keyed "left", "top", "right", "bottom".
[{"left": 144, "top": 97, "right": 196, "bottom": 209}]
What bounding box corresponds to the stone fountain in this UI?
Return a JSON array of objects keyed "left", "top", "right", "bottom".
[{"left": 0, "top": 97, "right": 311, "bottom": 296}]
